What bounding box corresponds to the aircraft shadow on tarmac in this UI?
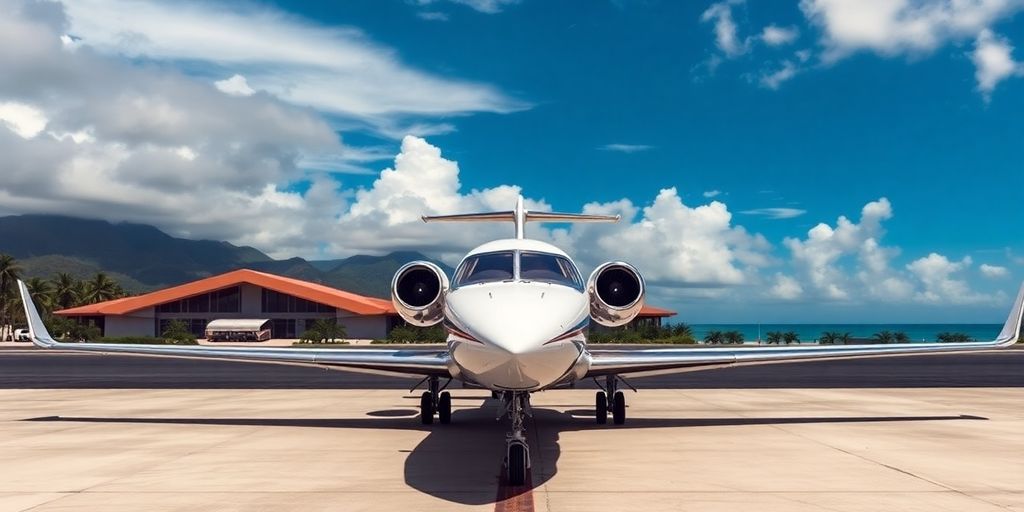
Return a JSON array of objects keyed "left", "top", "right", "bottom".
[{"left": 23, "top": 400, "right": 987, "bottom": 506}]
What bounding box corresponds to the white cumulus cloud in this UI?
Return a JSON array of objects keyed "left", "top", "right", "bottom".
[
  {"left": 800, "top": 0, "right": 1024, "bottom": 62},
  {"left": 980, "top": 263, "right": 1009, "bottom": 278},
  {"left": 702, "top": 1, "right": 750, "bottom": 58},
  {"left": 214, "top": 74, "right": 256, "bottom": 97},
  {"left": 769, "top": 273, "right": 803, "bottom": 299},
  {"left": 972, "top": 29, "right": 1023, "bottom": 100},
  {"left": 703, "top": 190, "right": 722, "bottom": 198},
  {"left": 907, "top": 253, "right": 991, "bottom": 304},
  {"left": 761, "top": 25, "right": 799, "bottom": 46}
]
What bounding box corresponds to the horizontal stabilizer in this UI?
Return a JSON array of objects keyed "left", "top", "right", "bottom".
[{"left": 421, "top": 195, "right": 619, "bottom": 239}]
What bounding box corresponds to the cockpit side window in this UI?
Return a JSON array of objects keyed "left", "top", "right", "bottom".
[
  {"left": 520, "top": 252, "right": 583, "bottom": 289},
  {"left": 454, "top": 251, "right": 515, "bottom": 286}
]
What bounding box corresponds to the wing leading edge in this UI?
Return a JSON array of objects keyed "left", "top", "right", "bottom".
[
  {"left": 586, "top": 281, "right": 1024, "bottom": 378},
  {"left": 17, "top": 280, "right": 451, "bottom": 377}
]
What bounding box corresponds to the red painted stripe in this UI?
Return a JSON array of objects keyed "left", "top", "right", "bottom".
[{"left": 493, "top": 463, "right": 535, "bottom": 512}]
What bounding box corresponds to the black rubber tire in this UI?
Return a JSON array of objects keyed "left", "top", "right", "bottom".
[
  {"left": 507, "top": 443, "right": 527, "bottom": 486},
  {"left": 420, "top": 391, "right": 434, "bottom": 425},
  {"left": 438, "top": 391, "right": 452, "bottom": 424},
  {"left": 595, "top": 391, "right": 607, "bottom": 424},
  {"left": 612, "top": 391, "right": 626, "bottom": 425}
]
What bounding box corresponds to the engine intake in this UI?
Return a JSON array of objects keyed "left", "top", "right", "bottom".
[
  {"left": 391, "top": 261, "right": 449, "bottom": 327},
  {"left": 588, "top": 261, "right": 645, "bottom": 327}
]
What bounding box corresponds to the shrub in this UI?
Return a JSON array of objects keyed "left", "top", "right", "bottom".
[
  {"left": 296, "top": 319, "right": 347, "bottom": 344},
  {"left": 765, "top": 331, "right": 783, "bottom": 345},
  {"left": 723, "top": 330, "right": 744, "bottom": 344},
  {"left": 703, "top": 330, "right": 724, "bottom": 344},
  {"left": 936, "top": 332, "right": 972, "bottom": 343},
  {"left": 377, "top": 325, "right": 447, "bottom": 344},
  {"left": 97, "top": 336, "right": 198, "bottom": 345},
  {"left": 161, "top": 319, "right": 196, "bottom": 344},
  {"left": 783, "top": 331, "right": 800, "bottom": 345}
]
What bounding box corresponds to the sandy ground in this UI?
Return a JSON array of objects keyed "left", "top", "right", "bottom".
[{"left": 0, "top": 387, "right": 1020, "bottom": 511}]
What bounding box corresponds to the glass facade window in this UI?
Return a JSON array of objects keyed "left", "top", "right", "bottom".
[
  {"left": 261, "top": 289, "right": 334, "bottom": 313},
  {"left": 157, "top": 287, "right": 240, "bottom": 314},
  {"left": 271, "top": 319, "right": 297, "bottom": 338},
  {"left": 158, "top": 318, "right": 207, "bottom": 337}
]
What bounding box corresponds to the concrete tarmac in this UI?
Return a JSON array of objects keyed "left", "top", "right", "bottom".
[{"left": 0, "top": 351, "right": 1022, "bottom": 511}]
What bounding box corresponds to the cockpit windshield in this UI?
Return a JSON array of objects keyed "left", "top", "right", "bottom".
[
  {"left": 454, "top": 251, "right": 515, "bottom": 286},
  {"left": 453, "top": 250, "right": 583, "bottom": 289},
  {"left": 520, "top": 252, "right": 582, "bottom": 288}
]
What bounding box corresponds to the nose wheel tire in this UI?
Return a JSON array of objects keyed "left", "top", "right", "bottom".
[
  {"left": 420, "top": 391, "right": 434, "bottom": 425},
  {"left": 507, "top": 441, "right": 528, "bottom": 486},
  {"left": 612, "top": 390, "right": 626, "bottom": 425},
  {"left": 438, "top": 391, "right": 452, "bottom": 424},
  {"left": 595, "top": 391, "right": 608, "bottom": 424}
]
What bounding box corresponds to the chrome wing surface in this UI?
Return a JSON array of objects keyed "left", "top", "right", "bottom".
[
  {"left": 17, "top": 281, "right": 451, "bottom": 377},
  {"left": 586, "top": 282, "right": 1024, "bottom": 378}
]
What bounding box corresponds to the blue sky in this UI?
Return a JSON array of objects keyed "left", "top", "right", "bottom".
[{"left": 1, "top": 0, "right": 1023, "bottom": 322}]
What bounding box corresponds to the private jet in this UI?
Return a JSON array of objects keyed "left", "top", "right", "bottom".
[{"left": 17, "top": 197, "right": 1024, "bottom": 485}]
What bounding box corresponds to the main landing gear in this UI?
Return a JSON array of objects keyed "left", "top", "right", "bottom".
[
  {"left": 417, "top": 376, "right": 452, "bottom": 425},
  {"left": 500, "top": 391, "right": 531, "bottom": 486},
  {"left": 595, "top": 375, "right": 630, "bottom": 425}
]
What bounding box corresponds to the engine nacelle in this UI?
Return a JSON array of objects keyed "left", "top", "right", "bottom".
[
  {"left": 587, "top": 261, "right": 645, "bottom": 327},
  {"left": 391, "top": 261, "right": 450, "bottom": 327}
]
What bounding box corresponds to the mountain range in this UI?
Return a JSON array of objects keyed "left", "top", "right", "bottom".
[{"left": 0, "top": 215, "right": 453, "bottom": 299}]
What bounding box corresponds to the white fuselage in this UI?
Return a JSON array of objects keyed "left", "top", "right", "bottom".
[{"left": 442, "top": 239, "right": 593, "bottom": 391}]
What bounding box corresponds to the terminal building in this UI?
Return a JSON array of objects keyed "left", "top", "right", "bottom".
[{"left": 55, "top": 268, "right": 675, "bottom": 340}]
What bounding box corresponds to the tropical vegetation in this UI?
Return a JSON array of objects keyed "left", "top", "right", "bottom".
[
  {"left": 765, "top": 330, "right": 801, "bottom": 344},
  {"left": 0, "top": 253, "right": 129, "bottom": 341},
  {"left": 936, "top": 332, "right": 973, "bottom": 343},
  {"left": 872, "top": 330, "right": 910, "bottom": 344},
  {"left": 297, "top": 318, "right": 348, "bottom": 344},
  {"left": 819, "top": 331, "right": 852, "bottom": 345}
]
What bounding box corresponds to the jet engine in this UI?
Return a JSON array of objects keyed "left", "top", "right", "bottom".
[
  {"left": 391, "top": 261, "right": 450, "bottom": 327},
  {"left": 587, "top": 261, "right": 645, "bottom": 327}
]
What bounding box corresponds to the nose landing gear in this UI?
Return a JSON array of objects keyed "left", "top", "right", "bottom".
[
  {"left": 501, "top": 391, "right": 531, "bottom": 486},
  {"left": 417, "top": 376, "right": 452, "bottom": 425}
]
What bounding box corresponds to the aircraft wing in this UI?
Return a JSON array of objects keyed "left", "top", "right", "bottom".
[
  {"left": 16, "top": 281, "right": 451, "bottom": 377},
  {"left": 586, "top": 282, "right": 1024, "bottom": 378}
]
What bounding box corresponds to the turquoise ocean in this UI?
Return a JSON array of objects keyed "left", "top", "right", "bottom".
[{"left": 685, "top": 324, "right": 1003, "bottom": 343}]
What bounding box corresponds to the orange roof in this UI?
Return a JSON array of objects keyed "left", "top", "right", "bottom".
[
  {"left": 56, "top": 269, "right": 396, "bottom": 316},
  {"left": 637, "top": 305, "right": 677, "bottom": 317}
]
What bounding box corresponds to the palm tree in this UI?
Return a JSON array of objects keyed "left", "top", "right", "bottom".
[
  {"left": 893, "top": 331, "right": 910, "bottom": 343},
  {"left": 703, "top": 330, "right": 724, "bottom": 344},
  {"left": 51, "top": 273, "right": 80, "bottom": 310},
  {"left": 671, "top": 323, "right": 693, "bottom": 338},
  {"left": 85, "top": 273, "right": 122, "bottom": 304},
  {"left": 872, "top": 330, "right": 895, "bottom": 344},
  {"left": 0, "top": 254, "right": 22, "bottom": 341},
  {"left": 819, "top": 331, "right": 839, "bottom": 345},
  {"left": 783, "top": 331, "right": 800, "bottom": 345},
  {"left": 765, "top": 331, "right": 783, "bottom": 345},
  {"left": 24, "top": 277, "right": 54, "bottom": 315},
  {"left": 723, "top": 330, "right": 744, "bottom": 344}
]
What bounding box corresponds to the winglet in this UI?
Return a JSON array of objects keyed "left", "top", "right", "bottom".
[
  {"left": 16, "top": 280, "right": 60, "bottom": 348},
  {"left": 996, "top": 280, "right": 1024, "bottom": 345}
]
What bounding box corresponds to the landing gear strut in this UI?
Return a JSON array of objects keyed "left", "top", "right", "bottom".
[
  {"left": 418, "top": 376, "right": 452, "bottom": 425},
  {"left": 595, "top": 375, "right": 627, "bottom": 425},
  {"left": 502, "top": 391, "right": 531, "bottom": 486}
]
